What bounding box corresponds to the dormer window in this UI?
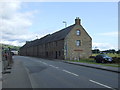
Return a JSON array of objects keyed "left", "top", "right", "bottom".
[{"left": 76, "top": 30, "right": 80, "bottom": 36}]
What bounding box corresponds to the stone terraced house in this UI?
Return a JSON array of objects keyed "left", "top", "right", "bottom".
[{"left": 19, "top": 17, "right": 92, "bottom": 60}]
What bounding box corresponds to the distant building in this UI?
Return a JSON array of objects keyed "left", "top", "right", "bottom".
[
  {"left": 19, "top": 17, "right": 92, "bottom": 60},
  {"left": 11, "top": 50, "right": 18, "bottom": 55}
]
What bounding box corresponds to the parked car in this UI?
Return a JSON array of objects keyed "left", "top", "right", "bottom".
[{"left": 94, "top": 54, "right": 113, "bottom": 63}]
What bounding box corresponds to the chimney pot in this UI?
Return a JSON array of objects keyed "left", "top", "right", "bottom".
[{"left": 75, "top": 17, "right": 81, "bottom": 25}]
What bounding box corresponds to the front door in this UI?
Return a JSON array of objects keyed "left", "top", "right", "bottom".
[{"left": 55, "top": 51, "right": 57, "bottom": 59}]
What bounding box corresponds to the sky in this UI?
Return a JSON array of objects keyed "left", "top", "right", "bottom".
[{"left": 0, "top": 0, "right": 118, "bottom": 51}]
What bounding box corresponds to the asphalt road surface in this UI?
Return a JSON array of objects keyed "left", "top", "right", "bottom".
[{"left": 13, "top": 56, "right": 118, "bottom": 89}]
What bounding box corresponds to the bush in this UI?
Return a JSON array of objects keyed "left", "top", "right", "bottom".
[
  {"left": 112, "top": 57, "right": 120, "bottom": 63},
  {"left": 89, "top": 56, "right": 95, "bottom": 59}
]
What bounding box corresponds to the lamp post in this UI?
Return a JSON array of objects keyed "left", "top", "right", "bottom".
[
  {"left": 36, "top": 36, "right": 38, "bottom": 39},
  {"left": 63, "top": 21, "right": 67, "bottom": 28}
]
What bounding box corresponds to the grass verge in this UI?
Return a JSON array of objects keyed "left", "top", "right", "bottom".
[{"left": 66, "top": 58, "right": 120, "bottom": 67}]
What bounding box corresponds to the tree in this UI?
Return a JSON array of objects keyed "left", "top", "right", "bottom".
[
  {"left": 92, "top": 49, "right": 100, "bottom": 54},
  {"left": 108, "top": 49, "right": 116, "bottom": 54},
  {"left": 116, "top": 49, "right": 120, "bottom": 54}
]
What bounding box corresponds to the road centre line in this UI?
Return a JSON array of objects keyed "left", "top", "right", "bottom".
[
  {"left": 49, "top": 65, "right": 59, "bottom": 69},
  {"left": 42, "top": 62, "right": 48, "bottom": 65},
  {"left": 89, "top": 80, "right": 116, "bottom": 90},
  {"left": 38, "top": 61, "right": 48, "bottom": 65},
  {"left": 54, "top": 67, "right": 59, "bottom": 69},
  {"left": 62, "top": 69, "right": 79, "bottom": 77}
]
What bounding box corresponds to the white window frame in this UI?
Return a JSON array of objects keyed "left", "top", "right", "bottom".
[
  {"left": 76, "top": 30, "right": 80, "bottom": 36},
  {"left": 76, "top": 40, "right": 81, "bottom": 46}
]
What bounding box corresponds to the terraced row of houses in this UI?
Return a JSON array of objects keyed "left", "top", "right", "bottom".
[{"left": 19, "top": 17, "right": 92, "bottom": 60}]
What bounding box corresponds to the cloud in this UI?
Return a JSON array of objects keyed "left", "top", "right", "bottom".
[
  {"left": 93, "top": 42, "right": 118, "bottom": 51},
  {"left": 0, "top": 1, "right": 39, "bottom": 46},
  {"left": 0, "top": 39, "right": 25, "bottom": 46},
  {"left": 99, "top": 31, "right": 118, "bottom": 37},
  {"left": 1, "top": 0, "right": 119, "bottom": 2}
]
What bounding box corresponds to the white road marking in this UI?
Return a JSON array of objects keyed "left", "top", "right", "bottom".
[
  {"left": 54, "top": 67, "right": 59, "bottom": 69},
  {"left": 89, "top": 80, "right": 116, "bottom": 90},
  {"left": 49, "top": 65, "right": 54, "bottom": 67},
  {"left": 49, "top": 65, "right": 59, "bottom": 69},
  {"left": 42, "top": 62, "right": 48, "bottom": 65},
  {"left": 62, "top": 69, "right": 79, "bottom": 77}
]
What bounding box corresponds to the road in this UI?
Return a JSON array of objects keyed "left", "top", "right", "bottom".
[{"left": 13, "top": 56, "right": 118, "bottom": 89}]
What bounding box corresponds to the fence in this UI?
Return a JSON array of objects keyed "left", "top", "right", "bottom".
[{"left": 2, "top": 49, "right": 13, "bottom": 74}]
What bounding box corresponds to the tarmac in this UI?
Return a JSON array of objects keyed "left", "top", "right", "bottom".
[
  {"left": 63, "top": 61, "right": 120, "bottom": 73},
  {"left": 1, "top": 57, "right": 119, "bottom": 89}
]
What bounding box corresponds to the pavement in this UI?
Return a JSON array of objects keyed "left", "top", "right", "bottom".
[
  {"left": 2, "top": 58, "right": 32, "bottom": 88},
  {"left": 0, "top": 61, "right": 2, "bottom": 90},
  {"left": 0, "top": 50, "right": 2, "bottom": 90},
  {"left": 63, "top": 61, "right": 120, "bottom": 73}
]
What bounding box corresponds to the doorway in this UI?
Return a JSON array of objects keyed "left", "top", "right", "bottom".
[{"left": 55, "top": 51, "right": 57, "bottom": 59}]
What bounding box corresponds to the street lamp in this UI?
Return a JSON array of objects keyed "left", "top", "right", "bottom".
[
  {"left": 36, "top": 36, "right": 38, "bottom": 39},
  {"left": 63, "top": 21, "right": 67, "bottom": 28}
]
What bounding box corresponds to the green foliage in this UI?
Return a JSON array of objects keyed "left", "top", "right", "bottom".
[
  {"left": 67, "top": 59, "right": 120, "bottom": 67},
  {"left": 92, "top": 49, "right": 100, "bottom": 54},
  {"left": 92, "top": 53, "right": 120, "bottom": 58},
  {"left": 1, "top": 44, "right": 20, "bottom": 51}
]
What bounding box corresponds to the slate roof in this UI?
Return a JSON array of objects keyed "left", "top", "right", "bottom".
[{"left": 20, "top": 24, "right": 75, "bottom": 48}]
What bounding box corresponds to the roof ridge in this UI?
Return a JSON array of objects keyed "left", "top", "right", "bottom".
[
  {"left": 51, "top": 24, "right": 75, "bottom": 35},
  {"left": 21, "top": 24, "right": 75, "bottom": 48}
]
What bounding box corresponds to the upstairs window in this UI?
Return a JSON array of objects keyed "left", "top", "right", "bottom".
[
  {"left": 76, "top": 30, "right": 80, "bottom": 36},
  {"left": 76, "top": 40, "right": 81, "bottom": 46}
]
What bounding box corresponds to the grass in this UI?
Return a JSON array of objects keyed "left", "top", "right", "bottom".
[
  {"left": 66, "top": 58, "right": 120, "bottom": 67},
  {"left": 92, "top": 53, "right": 120, "bottom": 58}
]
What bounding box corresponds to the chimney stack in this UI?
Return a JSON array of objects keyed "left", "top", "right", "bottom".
[{"left": 75, "top": 17, "right": 81, "bottom": 25}]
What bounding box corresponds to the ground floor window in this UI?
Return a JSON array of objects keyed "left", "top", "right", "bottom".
[{"left": 76, "top": 40, "right": 81, "bottom": 46}]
